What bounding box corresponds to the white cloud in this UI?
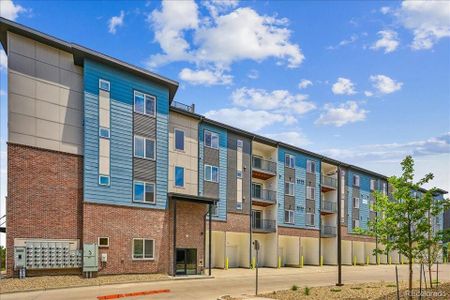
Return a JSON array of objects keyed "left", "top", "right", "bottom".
[
  {"left": 231, "top": 87, "right": 316, "bottom": 115},
  {"left": 315, "top": 101, "right": 367, "bottom": 127},
  {"left": 331, "top": 77, "right": 356, "bottom": 95},
  {"left": 370, "top": 74, "right": 402, "bottom": 94},
  {"left": 247, "top": 69, "right": 259, "bottom": 80},
  {"left": 108, "top": 10, "right": 125, "bottom": 34},
  {"left": 397, "top": 1, "right": 450, "bottom": 50},
  {"left": 364, "top": 91, "right": 373, "bottom": 97},
  {"left": 264, "top": 131, "right": 311, "bottom": 147},
  {"left": 0, "top": 49, "right": 7, "bottom": 71},
  {"left": 298, "top": 79, "right": 313, "bottom": 89},
  {"left": 327, "top": 34, "right": 358, "bottom": 50},
  {"left": 202, "top": 0, "right": 239, "bottom": 19},
  {"left": 0, "top": 0, "right": 26, "bottom": 21},
  {"left": 147, "top": 1, "right": 304, "bottom": 71},
  {"left": 204, "top": 108, "right": 294, "bottom": 132},
  {"left": 179, "top": 67, "right": 232, "bottom": 85},
  {"left": 371, "top": 30, "right": 399, "bottom": 53},
  {"left": 380, "top": 6, "right": 391, "bottom": 15}
]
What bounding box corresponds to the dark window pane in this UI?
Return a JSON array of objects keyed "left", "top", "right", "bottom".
[
  {"left": 144, "top": 240, "right": 153, "bottom": 258},
  {"left": 175, "top": 130, "right": 184, "bottom": 150},
  {"left": 205, "top": 131, "right": 211, "bottom": 147},
  {"left": 145, "top": 139, "right": 155, "bottom": 159},
  {"left": 134, "top": 137, "right": 144, "bottom": 157},
  {"left": 145, "top": 183, "right": 154, "bottom": 203},
  {"left": 175, "top": 167, "right": 184, "bottom": 187},
  {"left": 133, "top": 239, "right": 143, "bottom": 259},
  {"left": 134, "top": 182, "right": 144, "bottom": 201},
  {"left": 145, "top": 95, "right": 155, "bottom": 116},
  {"left": 205, "top": 166, "right": 211, "bottom": 181},
  {"left": 134, "top": 93, "right": 144, "bottom": 113}
]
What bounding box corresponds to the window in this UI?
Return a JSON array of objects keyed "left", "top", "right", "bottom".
[
  {"left": 99, "top": 175, "right": 110, "bottom": 186},
  {"left": 236, "top": 202, "right": 242, "bottom": 210},
  {"left": 285, "top": 210, "right": 294, "bottom": 224},
  {"left": 285, "top": 154, "right": 295, "bottom": 168},
  {"left": 285, "top": 182, "right": 294, "bottom": 196},
  {"left": 306, "top": 213, "right": 315, "bottom": 226},
  {"left": 236, "top": 170, "right": 243, "bottom": 178},
  {"left": 99, "top": 79, "right": 110, "bottom": 91},
  {"left": 205, "top": 165, "right": 219, "bottom": 182},
  {"left": 353, "top": 175, "right": 360, "bottom": 187},
  {"left": 134, "top": 91, "right": 156, "bottom": 116},
  {"left": 134, "top": 136, "right": 155, "bottom": 160},
  {"left": 204, "top": 130, "right": 219, "bottom": 149},
  {"left": 174, "top": 129, "right": 184, "bottom": 151},
  {"left": 133, "top": 181, "right": 155, "bottom": 203},
  {"left": 175, "top": 166, "right": 184, "bottom": 187},
  {"left": 382, "top": 182, "right": 387, "bottom": 195},
  {"left": 132, "top": 239, "right": 154, "bottom": 260},
  {"left": 237, "top": 139, "right": 243, "bottom": 149},
  {"left": 306, "top": 186, "right": 315, "bottom": 200},
  {"left": 353, "top": 197, "right": 360, "bottom": 209},
  {"left": 306, "top": 160, "right": 316, "bottom": 173},
  {"left": 99, "top": 127, "right": 110, "bottom": 139},
  {"left": 352, "top": 219, "right": 360, "bottom": 229},
  {"left": 98, "top": 237, "right": 109, "bottom": 248},
  {"left": 370, "top": 179, "right": 376, "bottom": 191}
]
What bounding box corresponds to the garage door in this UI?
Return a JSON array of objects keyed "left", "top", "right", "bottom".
[{"left": 226, "top": 246, "right": 238, "bottom": 268}]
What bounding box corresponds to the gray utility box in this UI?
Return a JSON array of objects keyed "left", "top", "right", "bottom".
[
  {"left": 14, "top": 247, "right": 26, "bottom": 270},
  {"left": 83, "top": 244, "right": 99, "bottom": 272},
  {"left": 24, "top": 241, "right": 82, "bottom": 269}
]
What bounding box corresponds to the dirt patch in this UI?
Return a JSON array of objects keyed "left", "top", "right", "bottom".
[
  {"left": 0, "top": 273, "right": 168, "bottom": 294},
  {"left": 257, "top": 281, "right": 449, "bottom": 300}
]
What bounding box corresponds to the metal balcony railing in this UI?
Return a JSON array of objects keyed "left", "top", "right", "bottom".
[
  {"left": 252, "top": 187, "right": 277, "bottom": 204},
  {"left": 252, "top": 156, "right": 277, "bottom": 174},
  {"left": 321, "top": 175, "right": 337, "bottom": 189},
  {"left": 252, "top": 219, "right": 276, "bottom": 232},
  {"left": 171, "top": 101, "right": 195, "bottom": 113},
  {"left": 321, "top": 200, "right": 337, "bottom": 213},
  {"left": 321, "top": 225, "right": 337, "bottom": 237}
]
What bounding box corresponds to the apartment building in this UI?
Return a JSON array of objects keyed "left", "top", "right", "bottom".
[{"left": 1, "top": 18, "right": 447, "bottom": 278}]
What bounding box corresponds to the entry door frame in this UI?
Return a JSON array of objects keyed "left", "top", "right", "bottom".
[{"left": 176, "top": 248, "right": 197, "bottom": 275}]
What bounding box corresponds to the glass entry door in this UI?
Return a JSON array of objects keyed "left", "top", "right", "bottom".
[
  {"left": 176, "top": 248, "right": 197, "bottom": 275},
  {"left": 252, "top": 210, "right": 262, "bottom": 229}
]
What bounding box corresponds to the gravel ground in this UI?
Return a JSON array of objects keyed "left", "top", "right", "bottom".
[
  {"left": 256, "top": 281, "right": 449, "bottom": 300},
  {"left": 0, "top": 273, "right": 169, "bottom": 294}
]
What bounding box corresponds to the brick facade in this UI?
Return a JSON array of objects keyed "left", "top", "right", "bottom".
[
  {"left": 341, "top": 226, "right": 375, "bottom": 242},
  {"left": 211, "top": 212, "right": 250, "bottom": 233},
  {"left": 278, "top": 226, "right": 320, "bottom": 238},
  {"left": 6, "top": 143, "right": 83, "bottom": 277}
]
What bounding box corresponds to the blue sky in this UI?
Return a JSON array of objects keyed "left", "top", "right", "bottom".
[{"left": 0, "top": 0, "right": 449, "bottom": 241}]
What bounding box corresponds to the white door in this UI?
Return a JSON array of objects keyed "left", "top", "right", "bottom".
[{"left": 226, "top": 246, "right": 238, "bottom": 268}]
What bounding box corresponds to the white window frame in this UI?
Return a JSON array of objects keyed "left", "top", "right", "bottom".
[
  {"left": 236, "top": 170, "right": 243, "bottom": 178},
  {"left": 237, "top": 139, "right": 243, "bottom": 149},
  {"left": 285, "top": 154, "right": 295, "bottom": 169},
  {"left": 370, "top": 179, "right": 376, "bottom": 191},
  {"left": 236, "top": 202, "right": 243, "bottom": 210},
  {"left": 134, "top": 90, "right": 156, "bottom": 117},
  {"left": 285, "top": 210, "right": 295, "bottom": 224},
  {"left": 99, "top": 127, "right": 110, "bottom": 139},
  {"left": 132, "top": 238, "right": 155, "bottom": 260},
  {"left": 174, "top": 166, "right": 185, "bottom": 188},
  {"left": 98, "top": 237, "right": 110, "bottom": 248},
  {"left": 353, "top": 219, "right": 360, "bottom": 229},
  {"left": 99, "top": 79, "right": 110, "bottom": 91},
  {"left": 98, "top": 175, "right": 110, "bottom": 186},
  {"left": 204, "top": 165, "right": 219, "bottom": 183},
  {"left": 306, "top": 160, "right": 316, "bottom": 174},
  {"left": 174, "top": 128, "right": 185, "bottom": 151},
  {"left": 204, "top": 130, "right": 219, "bottom": 149},
  {"left": 306, "top": 186, "right": 315, "bottom": 200},
  {"left": 306, "top": 213, "right": 315, "bottom": 226},
  {"left": 285, "top": 181, "right": 294, "bottom": 196},
  {"left": 353, "top": 197, "right": 360, "bottom": 209},
  {"left": 133, "top": 181, "right": 156, "bottom": 204},
  {"left": 134, "top": 135, "right": 156, "bottom": 160},
  {"left": 353, "top": 175, "right": 360, "bottom": 187}
]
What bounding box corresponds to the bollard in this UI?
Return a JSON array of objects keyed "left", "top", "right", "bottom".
[
  {"left": 278, "top": 256, "right": 281, "bottom": 268},
  {"left": 225, "top": 257, "right": 229, "bottom": 270},
  {"left": 353, "top": 255, "right": 357, "bottom": 266},
  {"left": 366, "top": 255, "right": 369, "bottom": 265},
  {"left": 389, "top": 256, "right": 392, "bottom": 265},
  {"left": 251, "top": 257, "right": 256, "bottom": 269},
  {"left": 377, "top": 256, "right": 380, "bottom": 265},
  {"left": 320, "top": 255, "right": 323, "bottom": 267},
  {"left": 401, "top": 256, "right": 404, "bottom": 265},
  {"left": 300, "top": 255, "right": 304, "bottom": 268}
]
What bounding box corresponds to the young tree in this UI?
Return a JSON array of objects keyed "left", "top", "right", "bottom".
[{"left": 359, "top": 156, "right": 448, "bottom": 299}]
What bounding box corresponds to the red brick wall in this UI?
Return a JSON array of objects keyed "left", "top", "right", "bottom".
[
  {"left": 278, "top": 226, "right": 320, "bottom": 238},
  {"left": 212, "top": 212, "right": 250, "bottom": 233},
  {"left": 6, "top": 143, "right": 83, "bottom": 277},
  {"left": 83, "top": 202, "right": 170, "bottom": 275},
  {"left": 341, "top": 226, "right": 375, "bottom": 242}
]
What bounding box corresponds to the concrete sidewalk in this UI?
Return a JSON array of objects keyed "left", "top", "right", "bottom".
[{"left": 1, "top": 264, "right": 449, "bottom": 300}]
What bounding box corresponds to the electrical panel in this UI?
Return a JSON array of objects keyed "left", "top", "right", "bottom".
[
  {"left": 22, "top": 240, "right": 82, "bottom": 270},
  {"left": 83, "top": 244, "right": 99, "bottom": 272},
  {"left": 14, "top": 247, "right": 26, "bottom": 269}
]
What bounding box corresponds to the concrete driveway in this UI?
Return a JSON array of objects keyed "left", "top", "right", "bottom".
[{"left": 2, "top": 264, "right": 449, "bottom": 300}]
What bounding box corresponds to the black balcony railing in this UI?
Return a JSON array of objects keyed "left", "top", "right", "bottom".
[
  {"left": 252, "top": 187, "right": 277, "bottom": 204},
  {"left": 171, "top": 101, "right": 195, "bottom": 113},
  {"left": 322, "top": 175, "right": 337, "bottom": 189},
  {"left": 252, "top": 219, "right": 276, "bottom": 232},
  {"left": 321, "top": 225, "right": 337, "bottom": 237},
  {"left": 252, "top": 156, "right": 277, "bottom": 174},
  {"left": 321, "top": 200, "right": 337, "bottom": 213}
]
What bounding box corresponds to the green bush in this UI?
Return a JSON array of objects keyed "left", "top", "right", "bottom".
[
  {"left": 0, "top": 246, "right": 5, "bottom": 270},
  {"left": 291, "top": 285, "right": 298, "bottom": 291},
  {"left": 304, "top": 286, "right": 311, "bottom": 295}
]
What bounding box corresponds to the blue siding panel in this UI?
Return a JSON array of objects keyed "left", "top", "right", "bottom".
[{"left": 83, "top": 59, "right": 169, "bottom": 209}]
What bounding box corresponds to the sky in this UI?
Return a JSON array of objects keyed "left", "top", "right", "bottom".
[{"left": 0, "top": 1, "right": 449, "bottom": 244}]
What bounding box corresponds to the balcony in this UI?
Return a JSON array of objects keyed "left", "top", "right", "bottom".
[
  {"left": 252, "top": 219, "right": 276, "bottom": 233},
  {"left": 321, "top": 175, "right": 337, "bottom": 192},
  {"left": 252, "top": 187, "right": 277, "bottom": 207},
  {"left": 321, "top": 225, "right": 337, "bottom": 237},
  {"left": 252, "top": 156, "right": 277, "bottom": 180},
  {"left": 171, "top": 101, "right": 195, "bottom": 113},
  {"left": 321, "top": 200, "right": 337, "bottom": 214}
]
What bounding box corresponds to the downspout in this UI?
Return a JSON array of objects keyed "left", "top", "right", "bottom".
[
  {"left": 249, "top": 136, "right": 254, "bottom": 268},
  {"left": 318, "top": 160, "right": 322, "bottom": 266},
  {"left": 336, "top": 165, "right": 343, "bottom": 286}
]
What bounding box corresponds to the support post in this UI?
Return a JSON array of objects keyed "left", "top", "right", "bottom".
[
  {"left": 173, "top": 199, "right": 177, "bottom": 277},
  {"left": 208, "top": 203, "right": 212, "bottom": 276},
  {"left": 336, "top": 166, "right": 343, "bottom": 286}
]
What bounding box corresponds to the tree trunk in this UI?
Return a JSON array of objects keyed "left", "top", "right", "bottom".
[
  {"left": 409, "top": 259, "right": 413, "bottom": 300},
  {"left": 428, "top": 263, "right": 433, "bottom": 288}
]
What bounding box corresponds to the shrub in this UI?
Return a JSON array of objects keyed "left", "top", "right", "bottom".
[
  {"left": 291, "top": 285, "right": 298, "bottom": 291},
  {"left": 304, "top": 286, "right": 311, "bottom": 295}
]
